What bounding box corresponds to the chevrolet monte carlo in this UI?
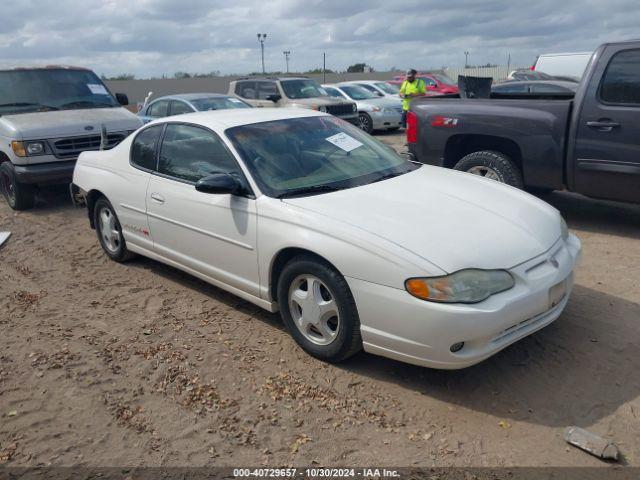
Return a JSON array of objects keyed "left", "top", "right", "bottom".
[{"left": 71, "top": 108, "right": 581, "bottom": 369}]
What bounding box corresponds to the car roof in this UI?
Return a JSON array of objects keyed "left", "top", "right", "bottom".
[
  {"left": 144, "top": 107, "right": 327, "bottom": 130},
  {"left": 233, "top": 76, "right": 309, "bottom": 82},
  {"left": 339, "top": 80, "right": 385, "bottom": 85},
  {"left": 151, "top": 93, "right": 231, "bottom": 102}
]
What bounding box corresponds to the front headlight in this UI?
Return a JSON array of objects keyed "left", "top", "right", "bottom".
[
  {"left": 405, "top": 269, "right": 515, "bottom": 304},
  {"left": 12, "top": 141, "right": 45, "bottom": 157},
  {"left": 352, "top": 103, "right": 357, "bottom": 112},
  {"left": 560, "top": 217, "right": 569, "bottom": 241}
]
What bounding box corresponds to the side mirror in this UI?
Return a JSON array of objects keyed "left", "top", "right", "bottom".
[
  {"left": 195, "top": 173, "right": 242, "bottom": 195},
  {"left": 115, "top": 93, "right": 129, "bottom": 106},
  {"left": 266, "top": 94, "right": 281, "bottom": 103}
]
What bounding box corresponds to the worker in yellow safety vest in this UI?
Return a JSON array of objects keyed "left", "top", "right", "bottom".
[{"left": 399, "top": 69, "right": 426, "bottom": 128}]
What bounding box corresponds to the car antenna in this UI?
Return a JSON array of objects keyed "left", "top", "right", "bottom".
[{"left": 100, "top": 124, "right": 108, "bottom": 150}]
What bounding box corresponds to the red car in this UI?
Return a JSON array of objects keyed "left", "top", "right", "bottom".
[{"left": 389, "top": 73, "right": 459, "bottom": 95}]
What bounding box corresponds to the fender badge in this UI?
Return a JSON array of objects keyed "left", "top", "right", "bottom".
[{"left": 84, "top": 125, "right": 94, "bottom": 131}]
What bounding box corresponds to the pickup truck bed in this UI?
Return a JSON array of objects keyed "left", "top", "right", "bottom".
[{"left": 409, "top": 95, "right": 574, "bottom": 190}]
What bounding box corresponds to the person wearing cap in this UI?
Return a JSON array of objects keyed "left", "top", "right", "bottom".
[{"left": 399, "top": 69, "right": 426, "bottom": 128}]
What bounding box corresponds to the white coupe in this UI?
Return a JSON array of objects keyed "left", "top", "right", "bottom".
[{"left": 71, "top": 108, "right": 581, "bottom": 369}]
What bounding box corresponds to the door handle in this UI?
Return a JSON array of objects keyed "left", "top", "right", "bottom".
[
  {"left": 586, "top": 121, "right": 620, "bottom": 132},
  {"left": 150, "top": 193, "right": 165, "bottom": 204}
]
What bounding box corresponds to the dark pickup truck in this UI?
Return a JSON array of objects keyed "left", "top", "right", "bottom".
[{"left": 407, "top": 40, "right": 640, "bottom": 204}]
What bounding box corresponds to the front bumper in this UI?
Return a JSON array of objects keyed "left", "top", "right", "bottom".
[
  {"left": 347, "top": 234, "right": 582, "bottom": 369},
  {"left": 370, "top": 110, "right": 403, "bottom": 129},
  {"left": 13, "top": 159, "right": 76, "bottom": 185}
]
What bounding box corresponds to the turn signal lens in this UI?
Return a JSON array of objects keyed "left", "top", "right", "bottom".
[
  {"left": 406, "top": 279, "right": 430, "bottom": 299},
  {"left": 405, "top": 269, "right": 515, "bottom": 304},
  {"left": 11, "top": 141, "right": 27, "bottom": 157}
]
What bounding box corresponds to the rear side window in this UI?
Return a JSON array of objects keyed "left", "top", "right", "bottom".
[
  {"left": 148, "top": 100, "right": 170, "bottom": 117},
  {"left": 158, "top": 124, "right": 240, "bottom": 183},
  {"left": 600, "top": 49, "right": 640, "bottom": 105},
  {"left": 170, "top": 100, "right": 193, "bottom": 115},
  {"left": 131, "top": 125, "right": 163, "bottom": 171},
  {"left": 235, "top": 81, "right": 256, "bottom": 99},
  {"left": 257, "top": 82, "right": 278, "bottom": 100}
]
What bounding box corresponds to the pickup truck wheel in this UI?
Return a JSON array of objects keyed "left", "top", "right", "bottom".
[
  {"left": 277, "top": 255, "right": 362, "bottom": 363},
  {"left": 454, "top": 151, "right": 524, "bottom": 189},
  {"left": 0, "top": 162, "right": 35, "bottom": 210},
  {"left": 93, "top": 197, "right": 135, "bottom": 263},
  {"left": 358, "top": 113, "right": 374, "bottom": 134}
]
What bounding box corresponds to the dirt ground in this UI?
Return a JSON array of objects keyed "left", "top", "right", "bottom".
[{"left": 1, "top": 132, "right": 639, "bottom": 468}]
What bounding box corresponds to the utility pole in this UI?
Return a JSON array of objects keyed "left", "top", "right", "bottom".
[
  {"left": 257, "top": 33, "right": 267, "bottom": 74},
  {"left": 464, "top": 51, "right": 469, "bottom": 69},
  {"left": 283, "top": 50, "right": 291, "bottom": 73},
  {"left": 323, "top": 53, "right": 326, "bottom": 83}
]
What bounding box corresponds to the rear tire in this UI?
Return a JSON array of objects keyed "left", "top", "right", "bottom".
[
  {"left": 93, "top": 197, "right": 135, "bottom": 262},
  {"left": 453, "top": 150, "right": 524, "bottom": 189},
  {"left": 277, "top": 255, "right": 362, "bottom": 363},
  {"left": 0, "top": 162, "right": 35, "bottom": 211}
]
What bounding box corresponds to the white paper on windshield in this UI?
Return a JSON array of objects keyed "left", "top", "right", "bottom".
[
  {"left": 325, "top": 132, "right": 363, "bottom": 152},
  {"left": 87, "top": 84, "right": 109, "bottom": 95},
  {"left": 228, "top": 98, "right": 243, "bottom": 103}
]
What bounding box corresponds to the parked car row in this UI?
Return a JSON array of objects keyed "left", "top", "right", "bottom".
[{"left": 0, "top": 53, "right": 590, "bottom": 371}]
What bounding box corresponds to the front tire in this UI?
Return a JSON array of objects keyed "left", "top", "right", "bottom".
[
  {"left": 277, "top": 256, "right": 362, "bottom": 363},
  {"left": 0, "top": 162, "right": 35, "bottom": 211},
  {"left": 453, "top": 150, "right": 524, "bottom": 189},
  {"left": 93, "top": 197, "right": 135, "bottom": 262},
  {"left": 358, "top": 112, "right": 374, "bottom": 134}
]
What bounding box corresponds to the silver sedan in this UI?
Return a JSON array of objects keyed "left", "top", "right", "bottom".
[{"left": 322, "top": 84, "right": 402, "bottom": 133}]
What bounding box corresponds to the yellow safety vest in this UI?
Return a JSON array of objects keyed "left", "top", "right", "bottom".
[{"left": 400, "top": 79, "right": 426, "bottom": 111}]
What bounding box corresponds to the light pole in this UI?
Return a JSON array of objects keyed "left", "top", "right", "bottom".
[
  {"left": 257, "top": 33, "right": 267, "bottom": 74},
  {"left": 283, "top": 50, "right": 291, "bottom": 73},
  {"left": 464, "top": 51, "right": 469, "bottom": 69}
]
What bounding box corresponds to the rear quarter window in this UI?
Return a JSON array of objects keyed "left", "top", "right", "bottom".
[
  {"left": 600, "top": 49, "right": 640, "bottom": 105},
  {"left": 131, "top": 125, "right": 163, "bottom": 171}
]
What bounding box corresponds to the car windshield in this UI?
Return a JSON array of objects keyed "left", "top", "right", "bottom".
[
  {"left": 226, "top": 116, "right": 418, "bottom": 198},
  {"left": 281, "top": 80, "right": 328, "bottom": 99},
  {"left": 374, "top": 82, "right": 400, "bottom": 94},
  {"left": 191, "top": 97, "right": 251, "bottom": 110},
  {"left": 339, "top": 85, "right": 377, "bottom": 100},
  {"left": 0, "top": 69, "right": 119, "bottom": 115},
  {"left": 432, "top": 74, "right": 456, "bottom": 86}
]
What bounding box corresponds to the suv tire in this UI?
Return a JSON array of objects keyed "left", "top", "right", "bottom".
[{"left": 0, "top": 162, "right": 35, "bottom": 210}]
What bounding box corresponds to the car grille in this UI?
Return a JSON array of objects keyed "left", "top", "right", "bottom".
[
  {"left": 325, "top": 104, "right": 355, "bottom": 117},
  {"left": 50, "top": 132, "right": 127, "bottom": 159}
]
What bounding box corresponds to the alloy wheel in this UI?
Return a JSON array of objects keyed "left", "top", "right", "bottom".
[
  {"left": 98, "top": 206, "right": 121, "bottom": 254},
  {"left": 467, "top": 165, "right": 502, "bottom": 182},
  {"left": 288, "top": 274, "right": 341, "bottom": 346}
]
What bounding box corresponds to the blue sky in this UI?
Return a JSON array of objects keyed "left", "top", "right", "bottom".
[{"left": 0, "top": 0, "right": 638, "bottom": 77}]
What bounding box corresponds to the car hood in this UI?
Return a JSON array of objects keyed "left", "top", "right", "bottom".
[
  {"left": 357, "top": 97, "right": 402, "bottom": 109},
  {"left": 293, "top": 97, "right": 353, "bottom": 107},
  {"left": 283, "top": 166, "right": 561, "bottom": 273},
  {"left": 0, "top": 107, "right": 142, "bottom": 140}
]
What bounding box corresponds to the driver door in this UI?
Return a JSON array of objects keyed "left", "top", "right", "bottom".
[{"left": 146, "top": 123, "right": 260, "bottom": 296}]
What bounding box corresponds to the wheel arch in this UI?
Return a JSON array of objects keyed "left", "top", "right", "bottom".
[
  {"left": 269, "top": 247, "right": 341, "bottom": 303},
  {"left": 443, "top": 134, "right": 523, "bottom": 172},
  {"left": 86, "top": 189, "right": 108, "bottom": 229}
]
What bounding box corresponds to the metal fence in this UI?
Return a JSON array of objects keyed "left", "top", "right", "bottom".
[{"left": 105, "top": 66, "right": 529, "bottom": 105}]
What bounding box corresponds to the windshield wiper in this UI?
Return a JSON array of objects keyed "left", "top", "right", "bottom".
[
  {"left": 60, "top": 101, "right": 114, "bottom": 109},
  {"left": 276, "top": 184, "right": 346, "bottom": 199},
  {"left": 0, "top": 102, "right": 59, "bottom": 111},
  {"left": 371, "top": 171, "right": 403, "bottom": 183}
]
